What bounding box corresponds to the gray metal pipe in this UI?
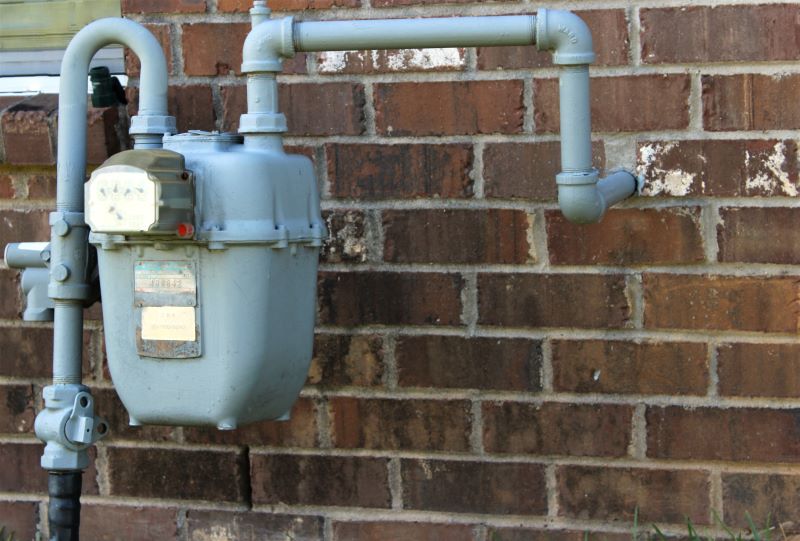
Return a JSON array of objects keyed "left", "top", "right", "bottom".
[
  {"left": 294, "top": 16, "right": 536, "bottom": 51},
  {"left": 52, "top": 303, "right": 84, "bottom": 384}
]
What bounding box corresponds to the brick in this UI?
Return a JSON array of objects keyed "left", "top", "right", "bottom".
[
  {"left": 402, "top": 459, "right": 546, "bottom": 515},
  {"left": 478, "top": 273, "right": 630, "bottom": 329},
  {"left": 182, "top": 23, "right": 249, "bottom": 76},
  {"left": 637, "top": 139, "right": 800, "bottom": 197},
  {"left": 91, "top": 388, "right": 176, "bottom": 442},
  {"left": 308, "top": 334, "right": 384, "bottom": 387},
  {"left": 0, "top": 443, "right": 99, "bottom": 495},
  {"left": 250, "top": 454, "right": 390, "bottom": 507},
  {"left": 478, "top": 10, "right": 628, "bottom": 69},
  {"left": 718, "top": 343, "right": 800, "bottom": 398},
  {"left": 186, "top": 510, "right": 323, "bottom": 541},
  {"left": 723, "top": 473, "right": 800, "bottom": 528},
  {"left": 641, "top": 6, "right": 800, "bottom": 64},
  {"left": 0, "top": 172, "right": 13, "bottom": 198},
  {"left": 321, "top": 210, "right": 368, "bottom": 264},
  {"left": 719, "top": 207, "right": 800, "bottom": 264},
  {"left": 703, "top": 74, "right": 800, "bottom": 131},
  {"left": 0, "top": 210, "right": 50, "bottom": 258},
  {"left": 643, "top": 274, "right": 799, "bottom": 333},
  {"left": 221, "top": 84, "right": 365, "bottom": 136},
  {"left": 647, "top": 406, "right": 800, "bottom": 462},
  {"left": 0, "top": 502, "right": 38, "bottom": 541},
  {"left": 122, "top": 0, "right": 205, "bottom": 13},
  {"left": 1, "top": 95, "right": 57, "bottom": 165},
  {"left": 333, "top": 521, "right": 475, "bottom": 541},
  {"left": 547, "top": 208, "right": 705, "bottom": 265},
  {"left": 534, "top": 75, "right": 690, "bottom": 133},
  {"left": 0, "top": 327, "right": 53, "bottom": 377},
  {"left": 553, "top": 340, "right": 708, "bottom": 395},
  {"left": 184, "top": 397, "right": 318, "bottom": 447},
  {"left": 396, "top": 336, "right": 541, "bottom": 391},
  {"left": 487, "top": 529, "right": 630, "bottom": 541},
  {"left": 107, "top": 447, "right": 249, "bottom": 501},
  {"left": 218, "top": 0, "right": 359, "bottom": 10},
  {"left": 25, "top": 172, "right": 57, "bottom": 199},
  {"left": 125, "top": 24, "right": 172, "bottom": 77},
  {"left": 482, "top": 402, "right": 632, "bottom": 457},
  {"left": 80, "top": 505, "right": 179, "bottom": 541},
  {"left": 330, "top": 397, "right": 471, "bottom": 451},
  {"left": 558, "top": 466, "right": 709, "bottom": 524},
  {"left": 318, "top": 272, "right": 463, "bottom": 326},
  {"left": 383, "top": 209, "right": 532, "bottom": 264},
  {"left": 319, "top": 48, "right": 465, "bottom": 74},
  {"left": 128, "top": 85, "right": 215, "bottom": 133},
  {"left": 85, "top": 106, "right": 122, "bottom": 164},
  {"left": 375, "top": 81, "right": 524, "bottom": 136},
  {"left": 0, "top": 269, "right": 23, "bottom": 319},
  {"left": 483, "top": 141, "right": 604, "bottom": 201},
  {"left": 0, "top": 384, "right": 35, "bottom": 434},
  {"left": 327, "top": 143, "right": 473, "bottom": 199},
  {"left": 373, "top": 0, "right": 470, "bottom": 5}
]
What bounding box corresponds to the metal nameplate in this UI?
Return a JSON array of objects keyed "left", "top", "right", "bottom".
[{"left": 134, "top": 260, "right": 196, "bottom": 307}]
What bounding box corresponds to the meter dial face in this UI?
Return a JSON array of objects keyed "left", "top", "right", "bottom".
[{"left": 86, "top": 170, "right": 157, "bottom": 233}]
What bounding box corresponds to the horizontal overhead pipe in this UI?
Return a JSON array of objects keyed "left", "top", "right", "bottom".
[{"left": 240, "top": 7, "right": 637, "bottom": 223}]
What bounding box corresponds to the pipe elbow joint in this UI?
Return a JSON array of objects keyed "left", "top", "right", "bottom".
[
  {"left": 241, "top": 17, "right": 295, "bottom": 73},
  {"left": 557, "top": 170, "right": 605, "bottom": 224},
  {"left": 536, "top": 8, "right": 595, "bottom": 66}
]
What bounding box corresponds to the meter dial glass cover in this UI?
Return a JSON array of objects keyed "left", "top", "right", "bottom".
[{"left": 86, "top": 171, "right": 157, "bottom": 233}]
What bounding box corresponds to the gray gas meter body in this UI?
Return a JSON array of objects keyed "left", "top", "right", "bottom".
[{"left": 87, "top": 133, "right": 325, "bottom": 429}]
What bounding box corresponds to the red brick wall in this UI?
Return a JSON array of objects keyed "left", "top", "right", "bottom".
[{"left": 1, "top": 0, "right": 800, "bottom": 539}]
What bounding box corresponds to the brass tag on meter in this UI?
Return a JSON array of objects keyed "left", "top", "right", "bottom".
[{"left": 134, "top": 260, "right": 201, "bottom": 359}]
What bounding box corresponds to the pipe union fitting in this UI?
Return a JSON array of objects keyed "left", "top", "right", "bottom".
[{"left": 129, "top": 114, "right": 177, "bottom": 136}]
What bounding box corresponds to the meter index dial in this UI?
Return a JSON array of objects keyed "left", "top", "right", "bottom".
[{"left": 85, "top": 168, "right": 158, "bottom": 233}]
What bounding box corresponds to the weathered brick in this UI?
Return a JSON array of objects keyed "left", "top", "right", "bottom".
[
  {"left": 85, "top": 106, "right": 122, "bottom": 164},
  {"left": 0, "top": 210, "right": 50, "bottom": 258},
  {"left": 91, "top": 388, "right": 176, "bottom": 442},
  {"left": 218, "top": 0, "right": 359, "bottom": 10},
  {"left": 0, "top": 502, "right": 37, "bottom": 541},
  {"left": 535, "top": 75, "right": 690, "bottom": 133},
  {"left": 641, "top": 5, "right": 800, "bottom": 64},
  {"left": 185, "top": 510, "right": 323, "bottom": 541},
  {"left": 125, "top": 24, "right": 172, "bottom": 76},
  {"left": 723, "top": 473, "right": 800, "bottom": 527},
  {"left": 478, "top": 10, "right": 628, "bottom": 69},
  {"left": 402, "top": 459, "right": 546, "bottom": 515},
  {"left": 375, "top": 81, "right": 524, "bottom": 136},
  {"left": 718, "top": 343, "right": 800, "bottom": 398},
  {"left": 553, "top": 340, "right": 708, "bottom": 395},
  {"left": 107, "top": 447, "right": 249, "bottom": 501},
  {"left": 483, "top": 141, "right": 604, "bottom": 201},
  {"left": 703, "top": 74, "right": 800, "bottom": 131},
  {"left": 643, "top": 274, "right": 799, "bottom": 333},
  {"left": 483, "top": 402, "right": 632, "bottom": 457},
  {"left": 321, "top": 210, "right": 368, "bottom": 264},
  {"left": 719, "top": 207, "right": 800, "bottom": 264},
  {"left": 0, "top": 269, "right": 23, "bottom": 319},
  {"left": 0, "top": 443, "right": 98, "bottom": 494},
  {"left": 637, "top": 139, "right": 800, "bottom": 197},
  {"left": 487, "top": 529, "right": 630, "bottom": 541},
  {"left": 221, "top": 83, "right": 365, "bottom": 135},
  {"left": 373, "top": 0, "right": 469, "bottom": 5},
  {"left": 309, "top": 334, "right": 384, "bottom": 387},
  {"left": 122, "top": 0, "right": 205, "bottom": 13},
  {"left": 396, "top": 336, "right": 541, "bottom": 391},
  {"left": 128, "top": 85, "right": 215, "bottom": 134},
  {"left": 547, "top": 208, "right": 705, "bottom": 265},
  {"left": 184, "top": 397, "right": 318, "bottom": 447},
  {"left": 318, "top": 272, "right": 463, "bottom": 327},
  {"left": 0, "top": 172, "right": 13, "bottom": 198},
  {"left": 80, "top": 505, "right": 179, "bottom": 541},
  {"left": 478, "top": 274, "right": 630, "bottom": 329},
  {"left": 0, "top": 327, "right": 53, "bottom": 377},
  {"left": 558, "top": 466, "right": 710, "bottom": 524},
  {"left": 647, "top": 407, "right": 800, "bottom": 462},
  {"left": 25, "top": 171, "right": 57, "bottom": 199},
  {"left": 1, "top": 95, "right": 57, "bottom": 165},
  {"left": 319, "top": 48, "right": 465, "bottom": 74},
  {"left": 182, "top": 23, "right": 249, "bottom": 76},
  {"left": 250, "top": 454, "right": 390, "bottom": 507},
  {"left": 0, "top": 170, "right": 58, "bottom": 200},
  {"left": 327, "top": 143, "right": 473, "bottom": 199},
  {"left": 330, "top": 397, "right": 471, "bottom": 451},
  {"left": 333, "top": 521, "right": 475, "bottom": 541},
  {"left": 0, "top": 384, "right": 35, "bottom": 434},
  {"left": 384, "top": 209, "right": 532, "bottom": 264}
]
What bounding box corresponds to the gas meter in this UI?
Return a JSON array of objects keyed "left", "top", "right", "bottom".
[{"left": 86, "top": 132, "right": 325, "bottom": 429}]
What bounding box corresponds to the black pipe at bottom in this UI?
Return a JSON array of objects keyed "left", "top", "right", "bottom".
[{"left": 48, "top": 471, "right": 82, "bottom": 541}]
